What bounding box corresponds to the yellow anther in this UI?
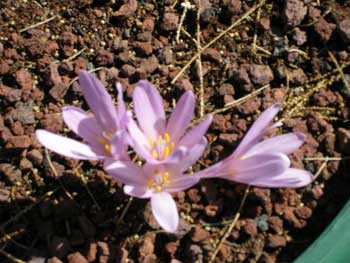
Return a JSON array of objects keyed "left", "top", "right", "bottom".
[
  {"left": 104, "top": 144, "right": 111, "bottom": 155},
  {"left": 149, "top": 137, "right": 154, "bottom": 148},
  {"left": 163, "top": 147, "right": 170, "bottom": 158},
  {"left": 147, "top": 179, "right": 153, "bottom": 188},
  {"left": 162, "top": 172, "right": 170, "bottom": 184},
  {"left": 152, "top": 150, "right": 158, "bottom": 159},
  {"left": 164, "top": 133, "right": 170, "bottom": 143},
  {"left": 170, "top": 142, "right": 175, "bottom": 151},
  {"left": 155, "top": 185, "right": 162, "bottom": 192},
  {"left": 240, "top": 156, "right": 246, "bottom": 160},
  {"left": 163, "top": 172, "right": 170, "bottom": 178}
]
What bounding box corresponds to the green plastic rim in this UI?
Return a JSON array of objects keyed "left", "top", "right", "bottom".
[{"left": 294, "top": 199, "right": 350, "bottom": 263}]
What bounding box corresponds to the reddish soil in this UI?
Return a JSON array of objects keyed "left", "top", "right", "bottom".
[{"left": 0, "top": 0, "right": 350, "bottom": 262}]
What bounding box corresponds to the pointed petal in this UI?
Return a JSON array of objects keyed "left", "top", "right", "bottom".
[
  {"left": 78, "top": 70, "right": 119, "bottom": 132},
  {"left": 256, "top": 168, "right": 313, "bottom": 188},
  {"left": 127, "top": 118, "right": 153, "bottom": 161},
  {"left": 228, "top": 153, "right": 291, "bottom": 186},
  {"left": 167, "top": 91, "right": 195, "bottom": 142},
  {"left": 165, "top": 174, "right": 200, "bottom": 193},
  {"left": 244, "top": 132, "right": 306, "bottom": 158},
  {"left": 103, "top": 160, "right": 147, "bottom": 186},
  {"left": 110, "top": 130, "right": 129, "bottom": 161},
  {"left": 62, "top": 106, "right": 102, "bottom": 144},
  {"left": 35, "top": 130, "right": 101, "bottom": 160},
  {"left": 171, "top": 137, "right": 207, "bottom": 172},
  {"left": 233, "top": 103, "right": 281, "bottom": 158},
  {"left": 151, "top": 192, "right": 179, "bottom": 232},
  {"left": 178, "top": 115, "right": 212, "bottom": 149},
  {"left": 124, "top": 185, "right": 152, "bottom": 198},
  {"left": 133, "top": 80, "right": 166, "bottom": 138},
  {"left": 195, "top": 153, "right": 290, "bottom": 181}
]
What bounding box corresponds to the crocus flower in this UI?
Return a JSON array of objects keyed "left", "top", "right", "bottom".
[
  {"left": 196, "top": 103, "right": 313, "bottom": 187},
  {"left": 36, "top": 70, "right": 128, "bottom": 160},
  {"left": 104, "top": 148, "right": 205, "bottom": 232},
  {"left": 127, "top": 80, "right": 212, "bottom": 164}
]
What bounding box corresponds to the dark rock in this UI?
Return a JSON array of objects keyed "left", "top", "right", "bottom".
[
  {"left": 249, "top": 64, "right": 274, "bottom": 85},
  {"left": 338, "top": 19, "right": 350, "bottom": 43},
  {"left": 191, "top": 225, "right": 210, "bottom": 243},
  {"left": 161, "top": 13, "right": 179, "bottom": 32}
]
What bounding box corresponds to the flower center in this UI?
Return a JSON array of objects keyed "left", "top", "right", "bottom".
[
  {"left": 149, "top": 133, "right": 175, "bottom": 160},
  {"left": 96, "top": 131, "right": 113, "bottom": 155},
  {"left": 147, "top": 170, "right": 170, "bottom": 192}
]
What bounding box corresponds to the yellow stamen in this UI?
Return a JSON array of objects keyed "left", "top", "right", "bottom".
[
  {"left": 104, "top": 144, "right": 111, "bottom": 155},
  {"left": 170, "top": 142, "right": 175, "bottom": 151},
  {"left": 155, "top": 185, "right": 162, "bottom": 192},
  {"left": 164, "top": 133, "right": 170, "bottom": 143},
  {"left": 240, "top": 156, "right": 246, "bottom": 160},
  {"left": 147, "top": 179, "right": 153, "bottom": 188},
  {"left": 152, "top": 150, "right": 158, "bottom": 159},
  {"left": 149, "top": 137, "right": 154, "bottom": 148},
  {"left": 162, "top": 172, "right": 170, "bottom": 184},
  {"left": 163, "top": 146, "right": 170, "bottom": 158}
]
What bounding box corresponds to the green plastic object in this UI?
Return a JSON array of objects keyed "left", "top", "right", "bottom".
[{"left": 294, "top": 199, "right": 350, "bottom": 263}]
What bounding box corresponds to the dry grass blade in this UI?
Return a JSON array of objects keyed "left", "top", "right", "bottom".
[
  {"left": 19, "top": 15, "right": 57, "bottom": 33},
  {"left": 171, "top": 1, "right": 266, "bottom": 84},
  {"left": 0, "top": 248, "right": 26, "bottom": 263}
]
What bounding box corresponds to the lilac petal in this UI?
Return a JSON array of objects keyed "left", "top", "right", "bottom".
[
  {"left": 233, "top": 103, "right": 281, "bottom": 158},
  {"left": 110, "top": 130, "right": 129, "bottom": 161},
  {"left": 196, "top": 153, "right": 290, "bottom": 181},
  {"left": 244, "top": 132, "right": 306, "bottom": 158},
  {"left": 166, "top": 91, "right": 195, "bottom": 142},
  {"left": 228, "top": 153, "right": 291, "bottom": 186},
  {"left": 116, "top": 82, "right": 126, "bottom": 128},
  {"left": 103, "top": 160, "right": 147, "bottom": 186},
  {"left": 78, "top": 70, "right": 119, "bottom": 132},
  {"left": 165, "top": 174, "right": 200, "bottom": 193},
  {"left": 178, "top": 115, "right": 212, "bottom": 149},
  {"left": 35, "top": 130, "right": 101, "bottom": 160},
  {"left": 133, "top": 80, "right": 166, "bottom": 138},
  {"left": 127, "top": 118, "right": 153, "bottom": 161},
  {"left": 124, "top": 185, "right": 152, "bottom": 199},
  {"left": 62, "top": 106, "right": 102, "bottom": 144},
  {"left": 256, "top": 168, "right": 313, "bottom": 188},
  {"left": 151, "top": 192, "right": 179, "bottom": 232},
  {"left": 173, "top": 137, "right": 207, "bottom": 172}
]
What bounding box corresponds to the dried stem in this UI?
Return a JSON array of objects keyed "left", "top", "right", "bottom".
[
  {"left": 19, "top": 15, "right": 57, "bottom": 33},
  {"left": 171, "top": 1, "right": 265, "bottom": 84}
]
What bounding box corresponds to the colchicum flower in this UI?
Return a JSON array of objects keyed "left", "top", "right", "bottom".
[
  {"left": 196, "top": 103, "right": 313, "bottom": 187},
  {"left": 127, "top": 80, "right": 212, "bottom": 164},
  {"left": 36, "top": 70, "right": 128, "bottom": 160}
]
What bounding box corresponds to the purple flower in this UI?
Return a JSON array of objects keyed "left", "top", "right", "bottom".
[
  {"left": 36, "top": 70, "right": 128, "bottom": 160},
  {"left": 104, "top": 159, "right": 201, "bottom": 232},
  {"left": 196, "top": 103, "right": 313, "bottom": 187},
  {"left": 127, "top": 80, "right": 212, "bottom": 164}
]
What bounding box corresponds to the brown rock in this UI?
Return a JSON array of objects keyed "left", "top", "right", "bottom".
[
  {"left": 188, "top": 189, "right": 201, "bottom": 203},
  {"left": 47, "top": 257, "right": 64, "bottom": 263},
  {"left": 191, "top": 225, "right": 210, "bottom": 243},
  {"left": 120, "top": 64, "right": 136, "bottom": 78},
  {"left": 19, "top": 158, "right": 33, "bottom": 170},
  {"left": 161, "top": 13, "right": 179, "bottom": 31},
  {"left": 86, "top": 243, "right": 97, "bottom": 262},
  {"left": 268, "top": 216, "right": 283, "bottom": 234},
  {"left": 266, "top": 234, "right": 287, "bottom": 249},
  {"left": 314, "top": 19, "right": 336, "bottom": 42},
  {"left": 232, "top": 66, "right": 252, "bottom": 92},
  {"left": 134, "top": 42, "right": 153, "bottom": 56},
  {"left": 293, "top": 27, "right": 307, "bottom": 46},
  {"left": 0, "top": 163, "right": 22, "bottom": 184},
  {"left": 6, "top": 135, "right": 31, "bottom": 149},
  {"left": 249, "top": 64, "right": 274, "bottom": 85},
  {"left": 10, "top": 121, "right": 24, "bottom": 135},
  {"left": 218, "top": 133, "right": 238, "bottom": 145},
  {"left": 338, "top": 19, "right": 350, "bottom": 43},
  {"left": 40, "top": 113, "right": 63, "bottom": 133},
  {"left": 114, "top": 0, "right": 137, "bottom": 20},
  {"left": 283, "top": 0, "right": 307, "bottom": 27},
  {"left": 219, "top": 83, "right": 235, "bottom": 96},
  {"left": 142, "top": 17, "right": 155, "bottom": 32},
  {"left": 174, "top": 78, "right": 193, "bottom": 92},
  {"left": 202, "top": 48, "right": 222, "bottom": 63},
  {"left": 50, "top": 83, "right": 68, "bottom": 101},
  {"left": 258, "top": 18, "right": 271, "bottom": 30},
  {"left": 139, "top": 234, "right": 155, "bottom": 256},
  {"left": 223, "top": 0, "right": 241, "bottom": 14},
  {"left": 15, "top": 69, "right": 33, "bottom": 90},
  {"left": 295, "top": 206, "right": 312, "bottom": 219},
  {"left": 165, "top": 240, "right": 180, "bottom": 256},
  {"left": 242, "top": 219, "right": 258, "bottom": 237},
  {"left": 96, "top": 50, "right": 114, "bottom": 66},
  {"left": 67, "top": 252, "right": 88, "bottom": 263},
  {"left": 288, "top": 68, "right": 307, "bottom": 85}
]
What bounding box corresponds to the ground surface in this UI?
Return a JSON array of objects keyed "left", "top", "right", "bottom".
[{"left": 0, "top": 0, "right": 350, "bottom": 262}]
